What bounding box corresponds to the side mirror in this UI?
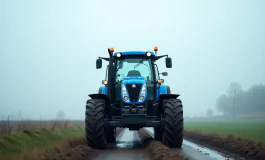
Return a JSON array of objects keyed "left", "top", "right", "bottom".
[
  {"left": 161, "top": 72, "right": 168, "bottom": 76},
  {"left": 165, "top": 57, "right": 172, "bottom": 68},
  {"left": 96, "top": 58, "right": 102, "bottom": 69}
]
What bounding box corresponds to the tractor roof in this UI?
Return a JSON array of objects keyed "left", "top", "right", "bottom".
[{"left": 113, "top": 51, "right": 155, "bottom": 57}]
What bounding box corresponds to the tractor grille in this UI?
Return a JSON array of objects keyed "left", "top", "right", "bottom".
[{"left": 126, "top": 84, "right": 142, "bottom": 102}]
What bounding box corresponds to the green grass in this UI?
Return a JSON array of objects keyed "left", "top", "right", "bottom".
[
  {"left": 0, "top": 126, "right": 85, "bottom": 159},
  {"left": 184, "top": 118, "right": 265, "bottom": 143}
]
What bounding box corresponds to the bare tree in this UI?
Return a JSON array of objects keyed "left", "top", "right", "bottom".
[
  {"left": 206, "top": 108, "right": 213, "bottom": 117},
  {"left": 216, "top": 83, "right": 265, "bottom": 117},
  {"left": 17, "top": 117, "right": 31, "bottom": 131},
  {"left": 0, "top": 116, "right": 14, "bottom": 134},
  {"left": 227, "top": 82, "right": 242, "bottom": 118},
  {"left": 56, "top": 110, "right": 65, "bottom": 121},
  {"left": 50, "top": 120, "right": 58, "bottom": 131},
  {"left": 216, "top": 94, "right": 231, "bottom": 116},
  {"left": 50, "top": 110, "right": 67, "bottom": 129}
]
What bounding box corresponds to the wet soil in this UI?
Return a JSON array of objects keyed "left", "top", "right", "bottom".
[
  {"left": 39, "top": 128, "right": 125, "bottom": 160},
  {"left": 40, "top": 128, "right": 189, "bottom": 160},
  {"left": 144, "top": 127, "right": 237, "bottom": 160},
  {"left": 39, "top": 137, "right": 99, "bottom": 160},
  {"left": 139, "top": 129, "right": 187, "bottom": 160},
  {"left": 93, "top": 129, "right": 149, "bottom": 160},
  {"left": 40, "top": 145, "right": 99, "bottom": 160},
  {"left": 184, "top": 130, "right": 265, "bottom": 160}
]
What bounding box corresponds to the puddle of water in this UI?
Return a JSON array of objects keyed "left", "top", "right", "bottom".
[
  {"left": 183, "top": 140, "right": 234, "bottom": 160},
  {"left": 94, "top": 129, "right": 148, "bottom": 160},
  {"left": 115, "top": 129, "right": 141, "bottom": 149}
]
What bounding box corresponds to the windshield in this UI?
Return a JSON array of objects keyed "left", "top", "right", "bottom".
[{"left": 115, "top": 58, "right": 153, "bottom": 82}]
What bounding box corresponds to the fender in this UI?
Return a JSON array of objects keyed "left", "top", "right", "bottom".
[
  {"left": 156, "top": 84, "right": 171, "bottom": 101},
  {"left": 98, "top": 86, "right": 107, "bottom": 94},
  {"left": 157, "top": 94, "right": 180, "bottom": 115},
  {"left": 88, "top": 94, "right": 110, "bottom": 113}
]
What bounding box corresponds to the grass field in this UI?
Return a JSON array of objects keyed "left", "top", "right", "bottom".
[
  {"left": 184, "top": 118, "right": 265, "bottom": 143},
  {"left": 0, "top": 126, "right": 85, "bottom": 160}
]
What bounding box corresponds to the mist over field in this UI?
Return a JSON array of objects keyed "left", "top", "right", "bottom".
[{"left": 1, "top": 0, "right": 265, "bottom": 119}]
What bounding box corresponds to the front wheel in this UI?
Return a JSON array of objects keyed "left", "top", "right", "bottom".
[
  {"left": 162, "top": 98, "right": 183, "bottom": 148},
  {"left": 85, "top": 99, "right": 107, "bottom": 149}
]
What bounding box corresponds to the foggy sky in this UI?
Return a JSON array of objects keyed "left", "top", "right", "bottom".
[{"left": 1, "top": 0, "right": 265, "bottom": 119}]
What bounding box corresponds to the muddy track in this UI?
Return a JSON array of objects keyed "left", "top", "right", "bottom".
[
  {"left": 184, "top": 130, "right": 265, "bottom": 160},
  {"left": 40, "top": 128, "right": 254, "bottom": 160},
  {"left": 40, "top": 128, "right": 187, "bottom": 160},
  {"left": 144, "top": 128, "right": 242, "bottom": 160},
  {"left": 92, "top": 129, "right": 149, "bottom": 160},
  {"left": 40, "top": 128, "right": 124, "bottom": 160}
]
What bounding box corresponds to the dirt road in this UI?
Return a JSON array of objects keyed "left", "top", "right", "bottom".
[
  {"left": 42, "top": 128, "right": 247, "bottom": 160},
  {"left": 92, "top": 129, "right": 149, "bottom": 160},
  {"left": 93, "top": 128, "right": 241, "bottom": 160}
]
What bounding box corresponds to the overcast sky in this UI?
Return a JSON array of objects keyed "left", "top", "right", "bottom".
[{"left": 1, "top": 0, "right": 265, "bottom": 119}]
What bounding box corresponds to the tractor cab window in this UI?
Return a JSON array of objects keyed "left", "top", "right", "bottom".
[
  {"left": 115, "top": 58, "right": 155, "bottom": 101},
  {"left": 154, "top": 64, "right": 160, "bottom": 81},
  {"left": 115, "top": 58, "right": 153, "bottom": 82}
]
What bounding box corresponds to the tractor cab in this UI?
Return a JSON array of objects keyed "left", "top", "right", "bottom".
[{"left": 97, "top": 48, "right": 172, "bottom": 104}]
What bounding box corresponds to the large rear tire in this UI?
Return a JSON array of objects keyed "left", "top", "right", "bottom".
[
  {"left": 85, "top": 99, "right": 107, "bottom": 149},
  {"left": 162, "top": 99, "right": 183, "bottom": 148}
]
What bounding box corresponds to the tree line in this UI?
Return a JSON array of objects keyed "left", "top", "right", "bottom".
[{"left": 216, "top": 82, "right": 265, "bottom": 117}]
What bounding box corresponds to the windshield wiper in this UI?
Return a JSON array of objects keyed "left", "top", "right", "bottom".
[
  {"left": 116, "top": 60, "right": 123, "bottom": 71},
  {"left": 134, "top": 58, "right": 145, "bottom": 69}
]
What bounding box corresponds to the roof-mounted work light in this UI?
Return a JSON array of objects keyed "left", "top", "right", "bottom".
[
  {"left": 117, "top": 52, "right": 122, "bottom": 57},
  {"left": 146, "top": 52, "right": 151, "bottom": 57}
]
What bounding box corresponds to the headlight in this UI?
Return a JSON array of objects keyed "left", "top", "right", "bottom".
[
  {"left": 122, "top": 84, "right": 129, "bottom": 102},
  {"left": 124, "top": 96, "right": 129, "bottom": 101},
  {"left": 138, "top": 83, "right": 146, "bottom": 102},
  {"left": 139, "top": 96, "right": 144, "bottom": 101}
]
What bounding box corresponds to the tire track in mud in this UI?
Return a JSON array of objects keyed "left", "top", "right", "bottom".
[
  {"left": 40, "top": 129, "right": 124, "bottom": 160},
  {"left": 39, "top": 139, "right": 98, "bottom": 160},
  {"left": 139, "top": 129, "right": 187, "bottom": 160},
  {"left": 184, "top": 130, "right": 265, "bottom": 160},
  {"left": 92, "top": 129, "right": 149, "bottom": 160},
  {"left": 93, "top": 129, "right": 187, "bottom": 160},
  {"left": 144, "top": 127, "right": 239, "bottom": 160},
  {"left": 41, "top": 128, "right": 250, "bottom": 160}
]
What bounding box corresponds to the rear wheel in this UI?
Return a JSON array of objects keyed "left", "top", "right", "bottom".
[
  {"left": 162, "top": 98, "right": 183, "bottom": 148},
  {"left": 85, "top": 99, "right": 107, "bottom": 149}
]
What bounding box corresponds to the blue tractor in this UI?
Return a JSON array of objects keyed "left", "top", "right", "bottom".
[{"left": 85, "top": 47, "right": 183, "bottom": 149}]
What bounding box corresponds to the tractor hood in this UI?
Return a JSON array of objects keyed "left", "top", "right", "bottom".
[{"left": 121, "top": 77, "right": 147, "bottom": 104}]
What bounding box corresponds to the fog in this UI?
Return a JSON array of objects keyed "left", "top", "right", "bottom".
[{"left": 1, "top": 0, "right": 265, "bottom": 119}]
